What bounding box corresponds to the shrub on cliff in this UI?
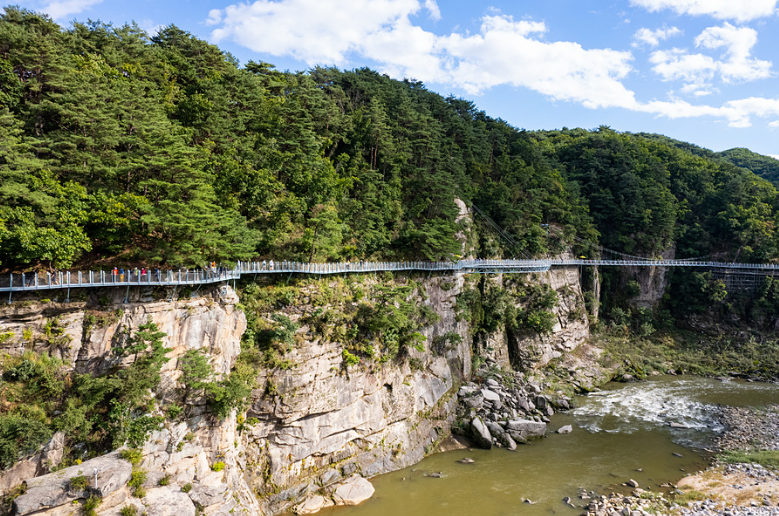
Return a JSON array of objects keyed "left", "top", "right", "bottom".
[{"left": 0, "top": 415, "right": 52, "bottom": 469}]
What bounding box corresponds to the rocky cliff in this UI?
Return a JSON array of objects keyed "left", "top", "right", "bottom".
[{"left": 0, "top": 265, "right": 594, "bottom": 516}]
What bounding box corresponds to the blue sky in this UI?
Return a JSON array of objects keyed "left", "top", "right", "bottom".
[{"left": 13, "top": 0, "right": 779, "bottom": 157}]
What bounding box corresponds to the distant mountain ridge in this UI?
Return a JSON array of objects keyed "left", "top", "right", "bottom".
[{"left": 635, "top": 133, "right": 779, "bottom": 186}]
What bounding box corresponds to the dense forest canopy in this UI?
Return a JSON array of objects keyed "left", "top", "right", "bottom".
[{"left": 1, "top": 7, "right": 778, "bottom": 270}]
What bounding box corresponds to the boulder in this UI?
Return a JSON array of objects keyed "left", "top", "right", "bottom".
[
  {"left": 486, "top": 421, "right": 510, "bottom": 447},
  {"left": 14, "top": 451, "right": 132, "bottom": 516},
  {"left": 517, "top": 398, "right": 534, "bottom": 413},
  {"left": 463, "top": 395, "right": 484, "bottom": 409},
  {"left": 144, "top": 487, "right": 197, "bottom": 516},
  {"left": 458, "top": 385, "right": 478, "bottom": 397},
  {"left": 507, "top": 431, "right": 527, "bottom": 445},
  {"left": 187, "top": 484, "right": 229, "bottom": 508},
  {"left": 534, "top": 395, "right": 548, "bottom": 410},
  {"left": 470, "top": 417, "right": 492, "bottom": 449},
  {"left": 481, "top": 389, "right": 501, "bottom": 402},
  {"left": 505, "top": 434, "right": 517, "bottom": 451},
  {"left": 506, "top": 419, "right": 546, "bottom": 439},
  {"left": 332, "top": 476, "right": 375, "bottom": 506},
  {"left": 294, "top": 495, "right": 333, "bottom": 515},
  {"left": 557, "top": 425, "right": 573, "bottom": 434}
]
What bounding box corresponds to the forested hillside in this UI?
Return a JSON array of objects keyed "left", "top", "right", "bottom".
[
  {"left": 1, "top": 7, "right": 778, "bottom": 271},
  {"left": 636, "top": 133, "right": 779, "bottom": 187}
]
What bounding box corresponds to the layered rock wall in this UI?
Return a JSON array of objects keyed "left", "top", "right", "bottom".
[{"left": 0, "top": 264, "right": 592, "bottom": 516}]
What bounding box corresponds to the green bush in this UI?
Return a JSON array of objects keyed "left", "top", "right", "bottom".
[
  {"left": 158, "top": 474, "right": 170, "bottom": 486},
  {"left": 625, "top": 280, "right": 641, "bottom": 298},
  {"left": 210, "top": 461, "right": 225, "bottom": 472},
  {"left": 128, "top": 470, "right": 146, "bottom": 490},
  {"left": 82, "top": 495, "right": 102, "bottom": 516},
  {"left": 120, "top": 505, "right": 138, "bottom": 516},
  {"left": 0, "top": 415, "right": 53, "bottom": 469},
  {"left": 182, "top": 483, "right": 193, "bottom": 493},
  {"left": 342, "top": 350, "right": 359, "bottom": 367},
  {"left": 166, "top": 404, "right": 183, "bottom": 420},
  {"left": 120, "top": 449, "right": 143, "bottom": 466},
  {"left": 522, "top": 310, "right": 557, "bottom": 334},
  {"left": 69, "top": 475, "right": 89, "bottom": 491}
]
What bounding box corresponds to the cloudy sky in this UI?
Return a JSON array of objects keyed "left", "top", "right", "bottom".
[{"left": 13, "top": 0, "right": 779, "bottom": 157}]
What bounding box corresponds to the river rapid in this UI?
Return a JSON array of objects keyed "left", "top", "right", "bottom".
[{"left": 327, "top": 376, "right": 779, "bottom": 516}]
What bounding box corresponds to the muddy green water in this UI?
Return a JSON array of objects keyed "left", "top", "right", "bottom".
[{"left": 323, "top": 376, "right": 779, "bottom": 516}]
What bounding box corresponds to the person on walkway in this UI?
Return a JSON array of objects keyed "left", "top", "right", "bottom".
[
  {"left": 119, "top": 268, "right": 125, "bottom": 282},
  {"left": 112, "top": 267, "right": 118, "bottom": 283},
  {"left": 269, "top": 259, "right": 274, "bottom": 271}
]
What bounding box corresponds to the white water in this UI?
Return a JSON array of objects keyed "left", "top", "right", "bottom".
[
  {"left": 574, "top": 378, "right": 724, "bottom": 433},
  {"left": 572, "top": 376, "right": 779, "bottom": 448}
]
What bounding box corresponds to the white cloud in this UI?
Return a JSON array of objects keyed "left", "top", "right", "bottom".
[
  {"left": 39, "top": 0, "right": 102, "bottom": 19},
  {"left": 720, "top": 97, "right": 779, "bottom": 127},
  {"left": 431, "top": 16, "right": 636, "bottom": 107},
  {"left": 629, "top": 0, "right": 778, "bottom": 22},
  {"left": 633, "top": 26, "right": 682, "bottom": 47},
  {"left": 650, "top": 49, "right": 717, "bottom": 92},
  {"left": 210, "top": 0, "right": 440, "bottom": 65},
  {"left": 696, "top": 24, "right": 772, "bottom": 83},
  {"left": 208, "top": 0, "right": 779, "bottom": 130},
  {"left": 423, "top": 0, "right": 440, "bottom": 20},
  {"left": 636, "top": 97, "right": 779, "bottom": 128},
  {"left": 205, "top": 9, "right": 222, "bottom": 26},
  {"left": 649, "top": 23, "right": 772, "bottom": 94},
  {"left": 209, "top": 2, "right": 636, "bottom": 108}
]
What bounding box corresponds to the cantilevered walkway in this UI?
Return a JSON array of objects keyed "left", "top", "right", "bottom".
[{"left": 1, "top": 258, "right": 778, "bottom": 300}]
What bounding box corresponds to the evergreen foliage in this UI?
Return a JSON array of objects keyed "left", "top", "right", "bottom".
[{"left": 1, "top": 8, "right": 778, "bottom": 271}]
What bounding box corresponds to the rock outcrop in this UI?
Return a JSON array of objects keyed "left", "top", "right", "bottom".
[
  {"left": 0, "top": 260, "right": 595, "bottom": 516},
  {"left": 241, "top": 275, "right": 471, "bottom": 514},
  {"left": 508, "top": 266, "right": 590, "bottom": 369}
]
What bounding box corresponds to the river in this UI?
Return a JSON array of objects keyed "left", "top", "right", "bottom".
[{"left": 325, "top": 376, "right": 779, "bottom": 516}]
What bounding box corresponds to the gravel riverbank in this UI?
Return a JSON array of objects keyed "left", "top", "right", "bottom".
[
  {"left": 579, "top": 399, "right": 779, "bottom": 516},
  {"left": 715, "top": 405, "right": 779, "bottom": 452}
]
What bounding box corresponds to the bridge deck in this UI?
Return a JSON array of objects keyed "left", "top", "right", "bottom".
[{"left": 1, "top": 259, "right": 777, "bottom": 295}]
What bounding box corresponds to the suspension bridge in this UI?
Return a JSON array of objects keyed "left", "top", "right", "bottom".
[
  {"left": 2, "top": 202, "right": 777, "bottom": 300},
  {"left": 1, "top": 257, "right": 777, "bottom": 302}
]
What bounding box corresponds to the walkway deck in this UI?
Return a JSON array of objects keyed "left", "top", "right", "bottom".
[{"left": 1, "top": 258, "right": 777, "bottom": 297}]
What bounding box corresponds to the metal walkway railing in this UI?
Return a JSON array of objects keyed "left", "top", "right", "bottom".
[{"left": 1, "top": 258, "right": 777, "bottom": 300}]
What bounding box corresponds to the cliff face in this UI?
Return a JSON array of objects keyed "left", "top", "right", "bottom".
[
  {"left": 0, "top": 266, "right": 593, "bottom": 516},
  {"left": 0, "top": 286, "right": 258, "bottom": 516},
  {"left": 471, "top": 266, "right": 590, "bottom": 371},
  {"left": 238, "top": 273, "right": 471, "bottom": 514},
  {"left": 508, "top": 266, "right": 590, "bottom": 369},
  {"left": 625, "top": 246, "right": 676, "bottom": 309}
]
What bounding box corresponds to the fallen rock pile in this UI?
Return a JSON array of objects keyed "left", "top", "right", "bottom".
[{"left": 454, "top": 363, "right": 573, "bottom": 449}]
